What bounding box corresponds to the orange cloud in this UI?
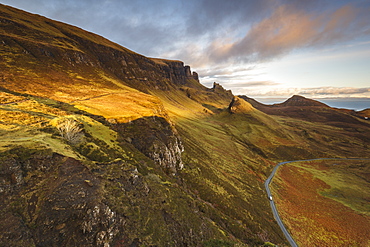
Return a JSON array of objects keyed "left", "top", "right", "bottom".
[
  {"left": 207, "top": 4, "right": 369, "bottom": 64},
  {"left": 243, "top": 87, "right": 370, "bottom": 98}
]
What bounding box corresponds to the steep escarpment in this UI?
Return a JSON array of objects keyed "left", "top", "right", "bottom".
[
  {"left": 114, "top": 116, "right": 185, "bottom": 174},
  {"left": 0, "top": 4, "right": 199, "bottom": 96},
  {"left": 0, "top": 87, "right": 229, "bottom": 246},
  {"left": 1, "top": 4, "right": 370, "bottom": 247},
  {"left": 1, "top": 5, "right": 272, "bottom": 246}
]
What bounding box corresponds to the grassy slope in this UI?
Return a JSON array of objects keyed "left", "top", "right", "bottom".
[
  {"left": 1, "top": 3, "right": 370, "bottom": 246},
  {"left": 0, "top": 4, "right": 175, "bottom": 125},
  {"left": 0, "top": 86, "right": 290, "bottom": 245},
  {"left": 0, "top": 88, "right": 232, "bottom": 246},
  {"left": 151, "top": 88, "right": 370, "bottom": 244},
  {"left": 271, "top": 160, "right": 370, "bottom": 246}
]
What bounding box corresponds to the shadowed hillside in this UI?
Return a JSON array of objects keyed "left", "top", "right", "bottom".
[
  {"left": 1, "top": 4, "right": 370, "bottom": 246},
  {"left": 240, "top": 95, "right": 370, "bottom": 129}
]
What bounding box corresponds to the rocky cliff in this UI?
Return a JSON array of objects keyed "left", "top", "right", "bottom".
[
  {"left": 0, "top": 146, "right": 222, "bottom": 246},
  {"left": 1, "top": 4, "right": 370, "bottom": 247},
  {"left": 114, "top": 116, "right": 184, "bottom": 175},
  {"left": 0, "top": 5, "right": 199, "bottom": 94}
]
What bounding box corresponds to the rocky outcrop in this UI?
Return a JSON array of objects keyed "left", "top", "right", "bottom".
[
  {"left": 0, "top": 157, "right": 24, "bottom": 193},
  {"left": 0, "top": 151, "right": 128, "bottom": 246},
  {"left": 149, "top": 135, "right": 184, "bottom": 173},
  {"left": 228, "top": 96, "right": 255, "bottom": 114},
  {"left": 155, "top": 61, "right": 200, "bottom": 89},
  {"left": 114, "top": 116, "right": 184, "bottom": 174},
  {"left": 211, "top": 82, "right": 234, "bottom": 99},
  {"left": 211, "top": 82, "right": 231, "bottom": 94},
  {"left": 184, "top": 65, "right": 199, "bottom": 81},
  {"left": 0, "top": 143, "right": 224, "bottom": 246}
]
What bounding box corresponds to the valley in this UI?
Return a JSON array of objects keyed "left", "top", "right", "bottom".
[{"left": 1, "top": 3, "right": 370, "bottom": 246}]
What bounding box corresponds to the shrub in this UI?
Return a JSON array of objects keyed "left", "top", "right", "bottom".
[{"left": 56, "top": 118, "right": 84, "bottom": 145}]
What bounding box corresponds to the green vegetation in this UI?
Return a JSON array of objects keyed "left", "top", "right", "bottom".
[
  {"left": 298, "top": 160, "right": 370, "bottom": 216},
  {"left": 1, "top": 3, "right": 370, "bottom": 246}
]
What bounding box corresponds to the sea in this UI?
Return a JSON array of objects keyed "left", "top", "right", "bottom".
[{"left": 255, "top": 98, "right": 370, "bottom": 111}]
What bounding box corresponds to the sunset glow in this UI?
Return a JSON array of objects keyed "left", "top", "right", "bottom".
[{"left": 2, "top": 0, "right": 370, "bottom": 99}]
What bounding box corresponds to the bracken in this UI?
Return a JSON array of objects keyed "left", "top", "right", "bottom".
[{"left": 56, "top": 118, "right": 84, "bottom": 145}]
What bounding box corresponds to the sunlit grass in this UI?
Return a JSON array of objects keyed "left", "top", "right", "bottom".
[
  {"left": 73, "top": 91, "right": 167, "bottom": 123},
  {"left": 1, "top": 3, "right": 370, "bottom": 244},
  {"left": 299, "top": 160, "right": 370, "bottom": 216}
]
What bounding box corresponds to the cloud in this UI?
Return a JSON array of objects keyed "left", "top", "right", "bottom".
[
  {"left": 243, "top": 87, "right": 370, "bottom": 98},
  {"left": 2, "top": 0, "right": 188, "bottom": 56},
  {"left": 184, "top": 0, "right": 271, "bottom": 36},
  {"left": 197, "top": 65, "right": 257, "bottom": 77},
  {"left": 196, "top": 64, "right": 277, "bottom": 90},
  {"left": 4, "top": 0, "right": 369, "bottom": 64},
  {"left": 204, "top": 3, "right": 370, "bottom": 64},
  {"left": 223, "top": 81, "right": 279, "bottom": 88},
  {"left": 2, "top": 0, "right": 370, "bottom": 97},
  {"left": 299, "top": 87, "right": 370, "bottom": 96},
  {"left": 4, "top": 0, "right": 273, "bottom": 59}
]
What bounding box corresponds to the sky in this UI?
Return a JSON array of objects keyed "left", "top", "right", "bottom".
[{"left": 2, "top": 0, "right": 370, "bottom": 100}]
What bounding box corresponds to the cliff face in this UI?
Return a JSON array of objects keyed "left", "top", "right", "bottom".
[
  {"left": 0, "top": 7, "right": 199, "bottom": 94},
  {"left": 1, "top": 3, "right": 192, "bottom": 177},
  {"left": 2, "top": 4, "right": 370, "bottom": 247},
  {"left": 0, "top": 5, "right": 230, "bottom": 246},
  {"left": 114, "top": 116, "right": 184, "bottom": 174},
  {"left": 0, "top": 147, "right": 221, "bottom": 246}
]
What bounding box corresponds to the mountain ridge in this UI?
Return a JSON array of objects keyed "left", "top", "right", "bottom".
[
  {"left": 276, "top": 95, "right": 329, "bottom": 107},
  {"left": 1, "top": 4, "right": 370, "bottom": 246},
  {"left": 239, "top": 94, "right": 368, "bottom": 126}
]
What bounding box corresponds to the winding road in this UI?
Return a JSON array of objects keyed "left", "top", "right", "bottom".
[
  {"left": 265, "top": 160, "right": 298, "bottom": 247},
  {"left": 265, "top": 158, "right": 370, "bottom": 247}
]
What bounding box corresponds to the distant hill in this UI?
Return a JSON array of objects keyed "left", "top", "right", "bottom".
[
  {"left": 1, "top": 3, "right": 370, "bottom": 246},
  {"left": 276, "top": 95, "right": 328, "bottom": 107},
  {"left": 239, "top": 95, "right": 368, "bottom": 128},
  {"left": 358, "top": 108, "right": 370, "bottom": 118}
]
